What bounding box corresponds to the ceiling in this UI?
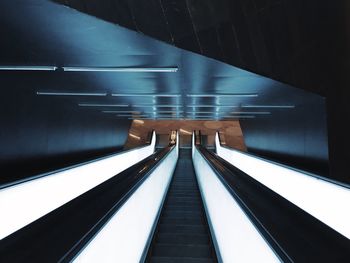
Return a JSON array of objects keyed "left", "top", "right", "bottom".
[
  {"left": 53, "top": 0, "right": 338, "bottom": 96},
  {"left": 0, "top": 0, "right": 324, "bottom": 122}
]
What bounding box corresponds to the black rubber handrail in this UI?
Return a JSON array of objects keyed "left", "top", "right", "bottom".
[
  {"left": 0, "top": 146, "right": 174, "bottom": 263},
  {"left": 196, "top": 145, "right": 350, "bottom": 263}
]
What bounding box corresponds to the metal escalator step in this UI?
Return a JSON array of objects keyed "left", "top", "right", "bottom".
[
  {"left": 162, "top": 210, "right": 203, "bottom": 218},
  {"left": 146, "top": 149, "right": 216, "bottom": 262},
  {"left": 164, "top": 205, "right": 202, "bottom": 212},
  {"left": 160, "top": 216, "right": 205, "bottom": 225},
  {"left": 150, "top": 257, "right": 215, "bottom": 263},
  {"left": 158, "top": 224, "right": 207, "bottom": 234},
  {"left": 152, "top": 244, "right": 213, "bottom": 258},
  {"left": 156, "top": 233, "right": 210, "bottom": 245}
]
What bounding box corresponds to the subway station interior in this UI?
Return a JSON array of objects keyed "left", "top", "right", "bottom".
[{"left": 0, "top": 1, "right": 349, "bottom": 262}]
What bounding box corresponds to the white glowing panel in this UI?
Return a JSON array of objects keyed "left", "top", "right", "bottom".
[
  {"left": 215, "top": 132, "right": 350, "bottom": 239},
  {"left": 0, "top": 132, "right": 156, "bottom": 240},
  {"left": 192, "top": 139, "right": 280, "bottom": 262},
  {"left": 74, "top": 138, "right": 179, "bottom": 263}
]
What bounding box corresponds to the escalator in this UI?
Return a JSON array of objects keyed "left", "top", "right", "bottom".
[{"left": 146, "top": 149, "right": 217, "bottom": 262}]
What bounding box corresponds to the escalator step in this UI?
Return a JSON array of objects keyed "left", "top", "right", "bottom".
[
  {"left": 149, "top": 256, "right": 215, "bottom": 263},
  {"left": 164, "top": 206, "right": 202, "bottom": 212},
  {"left": 157, "top": 233, "right": 210, "bottom": 245},
  {"left": 152, "top": 244, "right": 213, "bottom": 258},
  {"left": 162, "top": 210, "right": 204, "bottom": 218},
  {"left": 158, "top": 224, "right": 207, "bottom": 234},
  {"left": 146, "top": 149, "right": 216, "bottom": 262}
]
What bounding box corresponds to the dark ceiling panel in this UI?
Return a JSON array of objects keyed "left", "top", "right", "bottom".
[{"left": 0, "top": 1, "right": 333, "bottom": 179}]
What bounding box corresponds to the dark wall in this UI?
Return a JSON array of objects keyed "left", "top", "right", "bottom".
[
  {"left": 241, "top": 97, "right": 329, "bottom": 176},
  {"left": 0, "top": 82, "right": 131, "bottom": 186},
  {"left": 0, "top": 95, "right": 131, "bottom": 186}
]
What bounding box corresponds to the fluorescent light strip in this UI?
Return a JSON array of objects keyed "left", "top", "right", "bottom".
[
  {"left": 192, "top": 137, "right": 280, "bottom": 262},
  {"left": 229, "top": 111, "right": 270, "bottom": 115},
  {"left": 187, "top": 94, "right": 258, "bottom": 98},
  {"left": 79, "top": 104, "right": 129, "bottom": 107},
  {"left": 187, "top": 112, "right": 266, "bottom": 115},
  {"left": 215, "top": 133, "right": 350, "bottom": 239},
  {"left": 133, "top": 120, "right": 145, "bottom": 124},
  {"left": 62, "top": 66, "right": 178, "bottom": 73},
  {"left": 133, "top": 105, "right": 183, "bottom": 108},
  {"left": 112, "top": 94, "right": 181, "bottom": 97},
  {"left": 222, "top": 115, "right": 256, "bottom": 119},
  {"left": 74, "top": 139, "right": 178, "bottom": 262},
  {"left": 179, "top": 129, "right": 192, "bottom": 135},
  {"left": 129, "top": 133, "right": 141, "bottom": 140},
  {"left": 37, "top": 92, "right": 107, "bottom": 96},
  {"left": 242, "top": 105, "right": 295, "bottom": 109},
  {"left": 187, "top": 105, "right": 239, "bottom": 108},
  {"left": 0, "top": 66, "right": 57, "bottom": 71},
  {"left": 0, "top": 132, "right": 156, "bottom": 240},
  {"left": 146, "top": 111, "right": 184, "bottom": 113}
]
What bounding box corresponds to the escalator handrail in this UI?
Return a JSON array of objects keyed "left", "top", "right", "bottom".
[
  {"left": 196, "top": 145, "right": 350, "bottom": 263},
  {"left": 0, "top": 131, "right": 156, "bottom": 190},
  {"left": 0, "top": 145, "right": 175, "bottom": 263},
  {"left": 216, "top": 132, "right": 350, "bottom": 189}
]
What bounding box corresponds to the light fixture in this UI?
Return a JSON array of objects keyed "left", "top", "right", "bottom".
[
  {"left": 133, "top": 120, "right": 145, "bottom": 124},
  {"left": 146, "top": 111, "right": 184, "bottom": 114},
  {"left": 0, "top": 66, "right": 57, "bottom": 71},
  {"left": 187, "top": 94, "right": 258, "bottom": 98},
  {"left": 129, "top": 133, "right": 141, "bottom": 140},
  {"left": 223, "top": 115, "right": 256, "bottom": 119},
  {"left": 112, "top": 94, "right": 181, "bottom": 97},
  {"left": 37, "top": 92, "right": 107, "bottom": 96},
  {"left": 179, "top": 129, "right": 192, "bottom": 135},
  {"left": 186, "top": 105, "right": 239, "bottom": 108},
  {"left": 133, "top": 105, "right": 183, "bottom": 108},
  {"left": 62, "top": 66, "right": 178, "bottom": 73},
  {"left": 242, "top": 105, "right": 295, "bottom": 108},
  {"left": 229, "top": 111, "right": 271, "bottom": 115},
  {"left": 78, "top": 103, "right": 129, "bottom": 107}
]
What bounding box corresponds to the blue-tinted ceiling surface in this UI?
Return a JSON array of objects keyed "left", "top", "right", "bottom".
[{"left": 0, "top": 0, "right": 324, "bottom": 121}]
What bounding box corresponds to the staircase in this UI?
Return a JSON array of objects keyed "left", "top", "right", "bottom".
[{"left": 146, "top": 149, "right": 217, "bottom": 262}]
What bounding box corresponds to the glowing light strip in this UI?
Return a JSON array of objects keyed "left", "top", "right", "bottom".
[
  {"left": 79, "top": 104, "right": 129, "bottom": 107},
  {"left": 179, "top": 128, "right": 192, "bottom": 135},
  {"left": 242, "top": 105, "right": 295, "bottom": 109},
  {"left": 133, "top": 105, "right": 182, "bottom": 108},
  {"left": 133, "top": 120, "right": 145, "bottom": 124},
  {"left": 74, "top": 134, "right": 179, "bottom": 262},
  {"left": 192, "top": 134, "right": 280, "bottom": 262},
  {"left": 37, "top": 92, "right": 107, "bottom": 96},
  {"left": 129, "top": 133, "right": 141, "bottom": 140},
  {"left": 0, "top": 66, "right": 57, "bottom": 71},
  {"left": 0, "top": 132, "right": 156, "bottom": 240},
  {"left": 187, "top": 94, "right": 258, "bottom": 98},
  {"left": 215, "top": 133, "right": 350, "bottom": 239},
  {"left": 187, "top": 105, "right": 239, "bottom": 108},
  {"left": 62, "top": 67, "right": 178, "bottom": 72},
  {"left": 112, "top": 94, "right": 181, "bottom": 98}
]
